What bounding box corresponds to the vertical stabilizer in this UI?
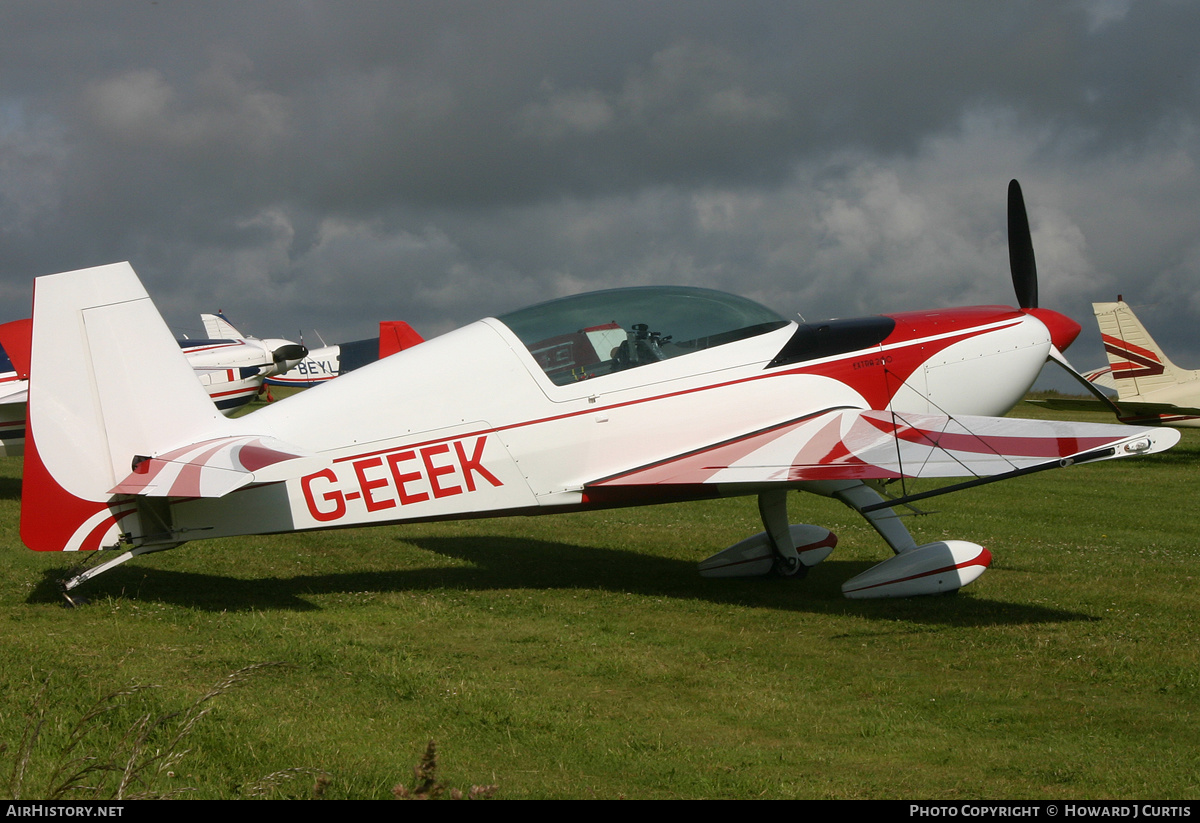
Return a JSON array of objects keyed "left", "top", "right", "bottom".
[
  {"left": 202, "top": 312, "right": 242, "bottom": 339},
  {"left": 1094, "top": 300, "right": 1196, "bottom": 399},
  {"left": 23, "top": 262, "right": 233, "bottom": 551},
  {"left": 378, "top": 320, "right": 424, "bottom": 358}
]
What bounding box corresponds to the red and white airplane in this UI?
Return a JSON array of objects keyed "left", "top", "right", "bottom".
[{"left": 21, "top": 182, "right": 1179, "bottom": 601}]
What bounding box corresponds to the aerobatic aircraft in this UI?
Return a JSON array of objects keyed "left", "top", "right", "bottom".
[
  {"left": 21, "top": 181, "right": 1179, "bottom": 601},
  {"left": 1034, "top": 298, "right": 1200, "bottom": 427},
  {"left": 266, "top": 321, "right": 424, "bottom": 389}
]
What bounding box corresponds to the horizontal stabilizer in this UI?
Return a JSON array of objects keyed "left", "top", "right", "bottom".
[
  {"left": 589, "top": 409, "right": 1179, "bottom": 488},
  {"left": 110, "top": 435, "right": 318, "bottom": 498}
]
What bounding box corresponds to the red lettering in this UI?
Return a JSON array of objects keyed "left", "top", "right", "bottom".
[
  {"left": 420, "top": 443, "right": 462, "bottom": 498},
  {"left": 301, "top": 469, "right": 346, "bottom": 522},
  {"left": 316, "top": 437, "right": 502, "bottom": 517},
  {"left": 352, "top": 457, "right": 396, "bottom": 512},
  {"left": 454, "top": 437, "right": 502, "bottom": 491},
  {"left": 386, "top": 450, "right": 429, "bottom": 504}
]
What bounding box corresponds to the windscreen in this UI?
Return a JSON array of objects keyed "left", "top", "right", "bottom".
[{"left": 498, "top": 286, "right": 789, "bottom": 384}]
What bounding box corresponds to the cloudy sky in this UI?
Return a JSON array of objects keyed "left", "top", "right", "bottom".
[{"left": 2, "top": 0, "right": 1198, "bottom": 380}]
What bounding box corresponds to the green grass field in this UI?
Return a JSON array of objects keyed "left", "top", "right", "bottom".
[{"left": 0, "top": 399, "right": 1197, "bottom": 799}]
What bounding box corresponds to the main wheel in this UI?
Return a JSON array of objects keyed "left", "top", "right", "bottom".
[{"left": 772, "top": 556, "right": 808, "bottom": 579}]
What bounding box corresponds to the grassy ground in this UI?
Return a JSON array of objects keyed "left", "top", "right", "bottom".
[{"left": 0, "top": 398, "right": 1196, "bottom": 799}]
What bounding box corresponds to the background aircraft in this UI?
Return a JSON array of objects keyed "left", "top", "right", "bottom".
[
  {"left": 0, "top": 313, "right": 307, "bottom": 457},
  {"left": 265, "top": 321, "right": 424, "bottom": 389},
  {"left": 1032, "top": 298, "right": 1200, "bottom": 427},
  {"left": 21, "top": 183, "right": 1179, "bottom": 602},
  {"left": 0, "top": 330, "right": 28, "bottom": 457},
  {"left": 184, "top": 312, "right": 307, "bottom": 411}
]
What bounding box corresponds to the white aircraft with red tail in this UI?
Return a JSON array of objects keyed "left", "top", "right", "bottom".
[{"left": 22, "top": 182, "right": 1179, "bottom": 601}]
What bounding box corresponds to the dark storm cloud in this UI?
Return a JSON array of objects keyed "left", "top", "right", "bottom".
[{"left": 1, "top": 0, "right": 1199, "bottom": 377}]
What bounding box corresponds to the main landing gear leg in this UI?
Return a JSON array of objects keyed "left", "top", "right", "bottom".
[
  {"left": 825, "top": 482, "right": 918, "bottom": 555},
  {"left": 805, "top": 480, "right": 991, "bottom": 598},
  {"left": 697, "top": 491, "right": 837, "bottom": 578},
  {"left": 758, "top": 489, "right": 805, "bottom": 577}
]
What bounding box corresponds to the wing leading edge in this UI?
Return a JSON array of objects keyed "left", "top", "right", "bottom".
[{"left": 588, "top": 409, "right": 1179, "bottom": 489}]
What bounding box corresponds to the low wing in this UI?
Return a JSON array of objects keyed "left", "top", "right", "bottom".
[
  {"left": 1029, "top": 397, "right": 1200, "bottom": 418},
  {"left": 589, "top": 408, "right": 1178, "bottom": 489},
  {"left": 110, "top": 435, "right": 320, "bottom": 498}
]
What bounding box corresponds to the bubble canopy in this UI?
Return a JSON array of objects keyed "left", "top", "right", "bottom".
[{"left": 496, "top": 286, "right": 790, "bottom": 384}]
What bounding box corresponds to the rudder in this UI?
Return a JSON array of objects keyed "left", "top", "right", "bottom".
[
  {"left": 22, "top": 262, "right": 232, "bottom": 551},
  {"left": 1094, "top": 299, "right": 1193, "bottom": 399}
]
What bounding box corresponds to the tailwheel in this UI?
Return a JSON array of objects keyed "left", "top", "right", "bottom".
[{"left": 60, "top": 590, "right": 88, "bottom": 609}]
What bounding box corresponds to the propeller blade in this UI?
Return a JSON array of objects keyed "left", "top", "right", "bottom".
[
  {"left": 272, "top": 343, "right": 308, "bottom": 371},
  {"left": 1008, "top": 179, "right": 1038, "bottom": 310},
  {"left": 1045, "top": 346, "right": 1125, "bottom": 417}
]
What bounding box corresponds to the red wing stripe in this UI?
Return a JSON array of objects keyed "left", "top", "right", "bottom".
[{"left": 862, "top": 414, "right": 1118, "bottom": 458}]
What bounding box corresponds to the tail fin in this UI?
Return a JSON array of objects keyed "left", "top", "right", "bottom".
[
  {"left": 0, "top": 319, "right": 31, "bottom": 457},
  {"left": 1094, "top": 299, "right": 1195, "bottom": 399},
  {"left": 202, "top": 311, "right": 243, "bottom": 339},
  {"left": 22, "top": 262, "right": 231, "bottom": 551},
  {"left": 0, "top": 318, "right": 32, "bottom": 380},
  {"left": 378, "top": 321, "right": 423, "bottom": 358}
]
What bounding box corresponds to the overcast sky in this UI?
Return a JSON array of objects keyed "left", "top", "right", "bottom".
[{"left": 2, "top": 0, "right": 1198, "bottom": 378}]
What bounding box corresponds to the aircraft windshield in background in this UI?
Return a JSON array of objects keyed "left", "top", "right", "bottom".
[{"left": 19, "top": 181, "right": 1179, "bottom": 603}]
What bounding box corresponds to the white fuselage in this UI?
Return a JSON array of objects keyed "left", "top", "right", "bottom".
[{"left": 165, "top": 306, "right": 1057, "bottom": 539}]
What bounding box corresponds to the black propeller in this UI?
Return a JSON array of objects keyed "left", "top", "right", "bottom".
[
  {"left": 1008, "top": 179, "right": 1130, "bottom": 419},
  {"left": 272, "top": 342, "right": 308, "bottom": 372},
  {"left": 1008, "top": 179, "right": 1038, "bottom": 310}
]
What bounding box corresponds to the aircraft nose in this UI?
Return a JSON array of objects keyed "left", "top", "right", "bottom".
[{"left": 1023, "top": 308, "right": 1081, "bottom": 352}]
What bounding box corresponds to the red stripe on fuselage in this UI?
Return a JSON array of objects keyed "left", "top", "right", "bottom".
[
  {"left": 209, "top": 386, "right": 258, "bottom": 399},
  {"left": 331, "top": 307, "right": 1032, "bottom": 468},
  {"left": 181, "top": 342, "right": 243, "bottom": 354},
  {"left": 799, "top": 307, "right": 1025, "bottom": 409}
]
